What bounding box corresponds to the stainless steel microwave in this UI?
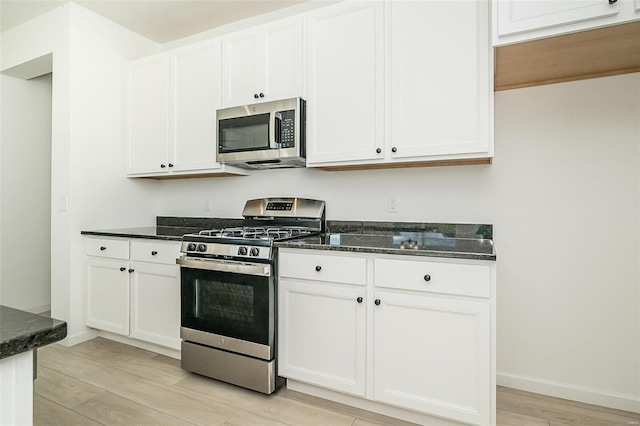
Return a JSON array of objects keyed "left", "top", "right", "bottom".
[{"left": 216, "top": 97, "right": 306, "bottom": 170}]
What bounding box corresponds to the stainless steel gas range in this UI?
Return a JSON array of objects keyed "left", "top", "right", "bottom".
[{"left": 177, "top": 197, "right": 326, "bottom": 394}]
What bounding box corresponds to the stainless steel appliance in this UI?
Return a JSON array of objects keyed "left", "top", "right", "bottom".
[
  {"left": 177, "top": 197, "right": 325, "bottom": 394},
  {"left": 216, "top": 98, "right": 306, "bottom": 169}
]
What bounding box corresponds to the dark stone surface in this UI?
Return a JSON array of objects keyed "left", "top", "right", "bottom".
[
  {"left": 0, "top": 306, "right": 67, "bottom": 360},
  {"left": 276, "top": 221, "right": 495, "bottom": 261},
  {"left": 81, "top": 218, "right": 495, "bottom": 260}
]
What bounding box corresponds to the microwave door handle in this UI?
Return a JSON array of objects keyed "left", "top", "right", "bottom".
[{"left": 269, "top": 112, "right": 282, "bottom": 149}]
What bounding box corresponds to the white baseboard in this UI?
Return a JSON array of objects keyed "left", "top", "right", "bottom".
[
  {"left": 58, "top": 329, "right": 98, "bottom": 347},
  {"left": 23, "top": 304, "right": 51, "bottom": 315},
  {"left": 97, "top": 331, "right": 181, "bottom": 360},
  {"left": 497, "top": 371, "right": 640, "bottom": 414}
]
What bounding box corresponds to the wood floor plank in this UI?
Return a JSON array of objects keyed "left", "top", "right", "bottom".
[
  {"left": 279, "top": 388, "right": 418, "bottom": 426},
  {"left": 175, "top": 373, "right": 356, "bottom": 426},
  {"left": 73, "top": 391, "right": 194, "bottom": 426},
  {"left": 222, "top": 409, "right": 291, "bottom": 426},
  {"left": 498, "top": 390, "right": 640, "bottom": 426},
  {"left": 33, "top": 394, "right": 102, "bottom": 426},
  {"left": 38, "top": 345, "right": 107, "bottom": 379},
  {"left": 497, "top": 409, "right": 549, "bottom": 426},
  {"left": 152, "top": 353, "right": 182, "bottom": 368},
  {"left": 81, "top": 366, "right": 238, "bottom": 425},
  {"left": 34, "top": 365, "right": 106, "bottom": 409},
  {"left": 65, "top": 337, "right": 158, "bottom": 362}
]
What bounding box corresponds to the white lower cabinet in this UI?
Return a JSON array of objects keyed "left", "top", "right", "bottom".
[
  {"left": 129, "top": 262, "right": 180, "bottom": 350},
  {"left": 278, "top": 248, "right": 495, "bottom": 426},
  {"left": 373, "top": 291, "right": 490, "bottom": 425},
  {"left": 278, "top": 279, "right": 366, "bottom": 396},
  {"left": 86, "top": 257, "right": 130, "bottom": 336},
  {"left": 85, "top": 237, "right": 181, "bottom": 350}
]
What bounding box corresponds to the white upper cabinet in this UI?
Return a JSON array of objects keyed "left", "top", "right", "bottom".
[
  {"left": 127, "top": 41, "right": 247, "bottom": 178},
  {"left": 171, "top": 42, "right": 222, "bottom": 173},
  {"left": 221, "top": 16, "right": 303, "bottom": 107},
  {"left": 305, "top": 1, "right": 384, "bottom": 165},
  {"left": 306, "top": 0, "right": 492, "bottom": 168},
  {"left": 127, "top": 54, "right": 170, "bottom": 175},
  {"left": 493, "top": 0, "right": 640, "bottom": 45},
  {"left": 389, "top": 0, "right": 491, "bottom": 161}
]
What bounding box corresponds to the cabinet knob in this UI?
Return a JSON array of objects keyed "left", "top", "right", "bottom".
[
  {"left": 120, "top": 267, "right": 126, "bottom": 272},
  {"left": 151, "top": 251, "right": 158, "bottom": 256},
  {"left": 128, "top": 269, "right": 134, "bottom": 273},
  {"left": 357, "top": 297, "right": 363, "bottom": 303},
  {"left": 391, "top": 147, "right": 397, "bottom": 153},
  {"left": 254, "top": 94, "right": 259, "bottom": 99},
  {"left": 376, "top": 148, "right": 381, "bottom": 154},
  {"left": 259, "top": 93, "right": 265, "bottom": 98},
  {"left": 168, "top": 163, "right": 174, "bottom": 168},
  {"left": 609, "top": 0, "right": 617, "bottom": 4},
  {"left": 374, "top": 299, "right": 381, "bottom": 306},
  {"left": 100, "top": 246, "right": 106, "bottom": 251},
  {"left": 160, "top": 164, "right": 166, "bottom": 168},
  {"left": 424, "top": 274, "right": 431, "bottom": 282},
  {"left": 315, "top": 265, "right": 322, "bottom": 272}
]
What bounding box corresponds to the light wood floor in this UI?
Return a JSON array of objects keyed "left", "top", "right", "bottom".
[{"left": 34, "top": 337, "right": 640, "bottom": 426}]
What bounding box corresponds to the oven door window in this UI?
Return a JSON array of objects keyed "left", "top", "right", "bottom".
[
  {"left": 181, "top": 267, "right": 272, "bottom": 345},
  {"left": 218, "top": 114, "right": 270, "bottom": 153}
]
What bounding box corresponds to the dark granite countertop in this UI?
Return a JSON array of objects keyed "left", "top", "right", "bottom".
[
  {"left": 278, "top": 221, "right": 496, "bottom": 261},
  {"left": 0, "top": 306, "right": 67, "bottom": 360},
  {"left": 81, "top": 218, "right": 495, "bottom": 261},
  {"left": 81, "top": 226, "right": 185, "bottom": 241}
]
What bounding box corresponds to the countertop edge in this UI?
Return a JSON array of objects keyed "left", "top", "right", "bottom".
[
  {"left": 81, "top": 230, "right": 182, "bottom": 241},
  {"left": 274, "top": 241, "right": 497, "bottom": 261},
  {"left": 0, "top": 321, "right": 67, "bottom": 360}
]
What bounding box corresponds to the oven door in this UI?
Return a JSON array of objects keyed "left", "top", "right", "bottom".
[{"left": 178, "top": 257, "right": 274, "bottom": 360}]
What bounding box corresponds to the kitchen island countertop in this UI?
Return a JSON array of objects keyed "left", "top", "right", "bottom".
[{"left": 0, "top": 306, "right": 67, "bottom": 360}]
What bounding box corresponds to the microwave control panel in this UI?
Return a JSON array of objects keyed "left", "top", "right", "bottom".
[{"left": 279, "top": 110, "right": 295, "bottom": 148}]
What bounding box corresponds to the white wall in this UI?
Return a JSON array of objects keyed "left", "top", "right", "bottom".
[
  {"left": 156, "top": 73, "right": 640, "bottom": 410},
  {"left": 0, "top": 3, "right": 160, "bottom": 343},
  {"left": 0, "top": 73, "right": 52, "bottom": 312}
]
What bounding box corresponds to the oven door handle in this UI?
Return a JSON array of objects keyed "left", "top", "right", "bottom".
[{"left": 176, "top": 256, "right": 271, "bottom": 277}]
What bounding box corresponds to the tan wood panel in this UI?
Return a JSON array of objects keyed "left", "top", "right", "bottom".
[
  {"left": 495, "top": 21, "right": 640, "bottom": 91},
  {"left": 315, "top": 158, "right": 491, "bottom": 172}
]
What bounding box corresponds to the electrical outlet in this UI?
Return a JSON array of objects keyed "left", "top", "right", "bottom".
[
  {"left": 57, "top": 196, "right": 69, "bottom": 212},
  {"left": 387, "top": 195, "right": 398, "bottom": 213},
  {"left": 204, "top": 198, "right": 212, "bottom": 212}
]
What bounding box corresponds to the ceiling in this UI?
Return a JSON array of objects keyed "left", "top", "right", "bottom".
[{"left": 0, "top": 0, "right": 309, "bottom": 43}]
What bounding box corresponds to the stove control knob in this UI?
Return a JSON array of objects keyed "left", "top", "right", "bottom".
[
  {"left": 238, "top": 246, "right": 248, "bottom": 256},
  {"left": 250, "top": 247, "right": 260, "bottom": 257},
  {"left": 197, "top": 244, "right": 207, "bottom": 252},
  {"left": 187, "top": 243, "right": 196, "bottom": 251}
]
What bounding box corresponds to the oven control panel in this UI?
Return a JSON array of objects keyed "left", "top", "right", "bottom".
[{"left": 181, "top": 241, "right": 271, "bottom": 261}]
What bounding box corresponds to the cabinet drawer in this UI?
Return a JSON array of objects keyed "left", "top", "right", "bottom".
[
  {"left": 374, "top": 258, "right": 490, "bottom": 298},
  {"left": 279, "top": 251, "right": 366, "bottom": 285},
  {"left": 130, "top": 240, "right": 181, "bottom": 264},
  {"left": 85, "top": 237, "right": 129, "bottom": 260}
]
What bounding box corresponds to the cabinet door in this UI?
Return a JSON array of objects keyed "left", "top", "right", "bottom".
[
  {"left": 496, "top": 0, "right": 619, "bottom": 37},
  {"left": 171, "top": 42, "right": 222, "bottom": 172},
  {"left": 86, "top": 258, "right": 130, "bottom": 335},
  {"left": 374, "top": 291, "right": 490, "bottom": 426},
  {"left": 278, "top": 279, "right": 366, "bottom": 396},
  {"left": 389, "top": 0, "right": 491, "bottom": 160},
  {"left": 129, "top": 262, "right": 180, "bottom": 350},
  {"left": 127, "top": 54, "right": 170, "bottom": 175},
  {"left": 306, "top": 1, "right": 384, "bottom": 165},
  {"left": 262, "top": 17, "right": 304, "bottom": 102},
  {"left": 221, "top": 29, "right": 260, "bottom": 107}
]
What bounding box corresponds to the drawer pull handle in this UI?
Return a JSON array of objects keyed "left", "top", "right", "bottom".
[
  {"left": 120, "top": 267, "right": 126, "bottom": 272},
  {"left": 151, "top": 251, "right": 158, "bottom": 256},
  {"left": 357, "top": 297, "right": 363, "bottom": 303},
  {"left": 315, "top": 265, "right": 322, "bottom": 272},
  {"left": 128, "top": 269, "right": 134, "bottom": 273},
  {"left": 374, "top": 299, "right": 381, "bottom": 306},
  {"left": 424, "top": 274, "right": 431, "bottom": 282},
  {"left": 100, "top": 246, "right": 106, "bottom": 251}
]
